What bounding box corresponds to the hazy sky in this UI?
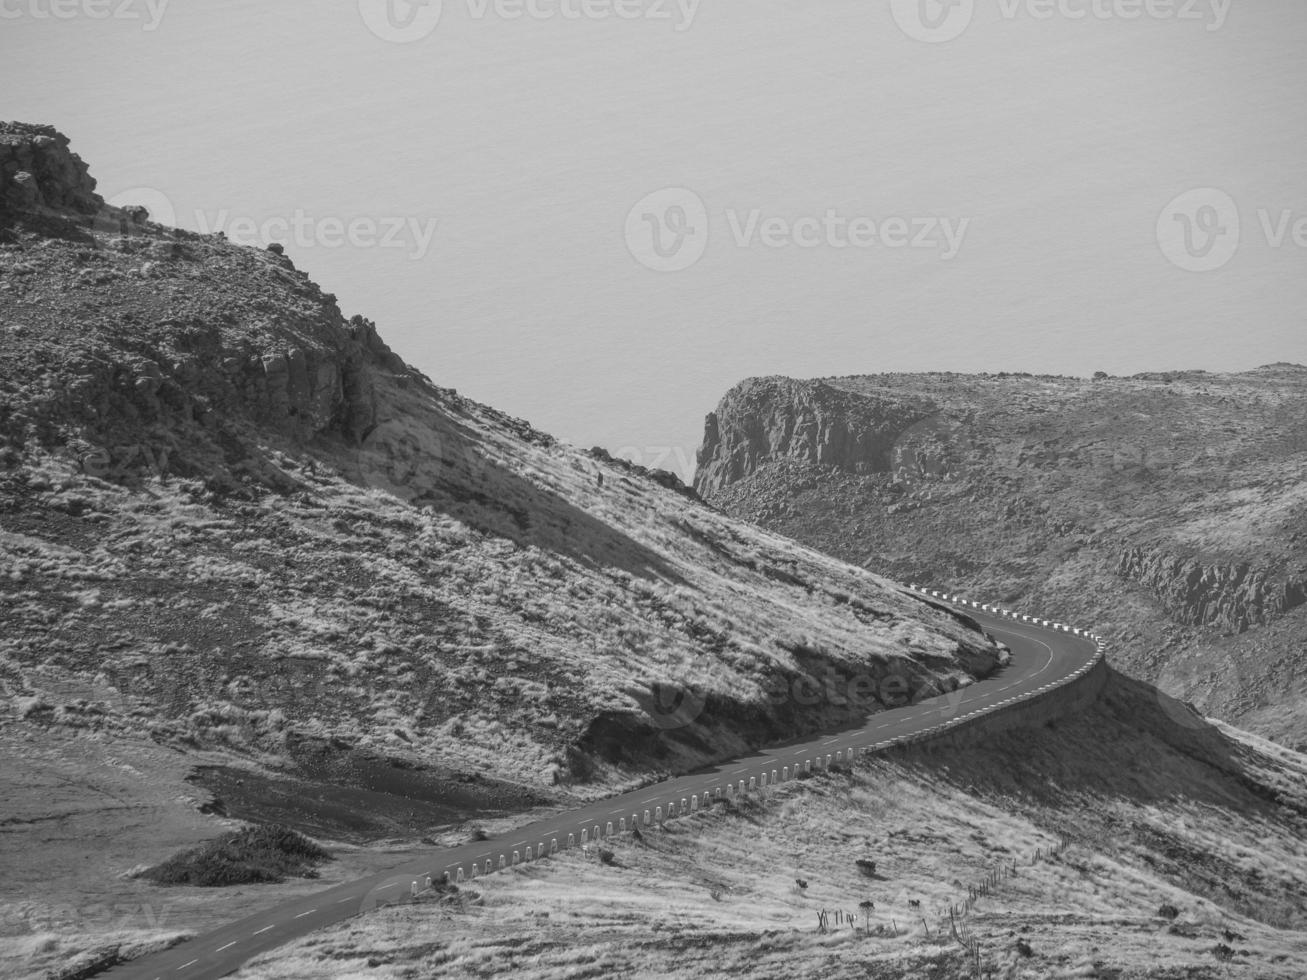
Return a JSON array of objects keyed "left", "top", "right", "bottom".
[{"left": 5, "top": 0, "right": 1306, "bottom": 480}]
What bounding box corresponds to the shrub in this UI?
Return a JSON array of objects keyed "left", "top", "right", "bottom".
[
  {"left": 855, "top": 858, "right": 877, "bottom": 878},
  {"left": 1157, "top": 903, "right": 1180, "bottom": 920},
  {"left": 598, "top": 847, "right": 615, "bottom": 866},
  {"left": 142, "top": 824, "right": 331, "bottom": 886}
]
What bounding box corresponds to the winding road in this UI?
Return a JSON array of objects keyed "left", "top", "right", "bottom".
[{"left": 106, "top": 588, "right": 1103, "bottom": 980}]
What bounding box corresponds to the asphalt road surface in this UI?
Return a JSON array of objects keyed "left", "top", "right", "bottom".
[{"left": 106, "top": 588, "right": 1102, "bottom": 980}]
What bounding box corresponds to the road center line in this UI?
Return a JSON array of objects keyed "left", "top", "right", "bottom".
[
  {"left": 215, "top": 941, "right": 237, "bottom": 952},
  {"left": 253, "top": 925, "right": 275, "bottom": 935},
  {"left": 294, "top": 909, "right": 316, "bottom": 918},
  {"left": 177, "top": 961, "right": 197, "bottom": 971}
]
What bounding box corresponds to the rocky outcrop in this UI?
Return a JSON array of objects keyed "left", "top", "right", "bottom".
[
  {"left": 1117, "top": 545, "right": 1307, "bottom": 634},
  {"left": 694, "top": 377, "right": 930, "bottom": 495},
  {"left": 693, "top": 368, "right": 1307, "bottom": 747},
  {"left": 0, "top": 122, "right": 102, "bottom": 215}
]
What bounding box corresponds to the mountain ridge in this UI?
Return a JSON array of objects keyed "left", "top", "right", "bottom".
[{"left": 694, "top": 369, "right": 1307, "bottom": 749}]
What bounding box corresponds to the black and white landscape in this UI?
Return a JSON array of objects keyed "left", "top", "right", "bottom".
[{"left": 2, "top": 4, "right": 1305, "bottom": 979}]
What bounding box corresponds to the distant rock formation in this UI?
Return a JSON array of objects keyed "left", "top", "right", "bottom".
[
  {"left": 1116, "top": 545, "right": 1306, "bottom": 633},
  {"left": 695, "top": 377, "right": 931, "bottom": 495},
  {"left": 693, "top": 368, "right": 1307, "bottom": 748}
]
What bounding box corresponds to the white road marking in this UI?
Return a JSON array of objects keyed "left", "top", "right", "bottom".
[
  {"left": 253, "top": 925, "right": 275, "bottom": 935},
  {"left": 337, "top": 897, "right": 354, "bottom": 904},
  {"left": 177, "top": 961, "right": 197, "bottom": 971},
  {"left": 215, "top": 941, "right": 237, "bottom": 952},
  {"left": 294, "top": 909, "right": 316, "bottom": 918}
]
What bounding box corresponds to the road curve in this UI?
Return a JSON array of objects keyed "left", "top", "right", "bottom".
[{"left": 106, "top": 588, "right": 1103, "bottom": 980}]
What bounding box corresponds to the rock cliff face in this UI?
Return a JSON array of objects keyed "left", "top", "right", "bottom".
[
  {"left": 695, "top": 377, "right": 930, "bottom": 494},
  {"left": 696, "top": 369, "right": 1307, "bottom": 749},
  {"left": 0, "top": 148, "right": 418, "bottom": 494},
  {"left": 0, "top": 121, "right": 102, "bottom": 214},
  {"left": 1116, "top": 546, "right": 1306, "bottom": 633}
]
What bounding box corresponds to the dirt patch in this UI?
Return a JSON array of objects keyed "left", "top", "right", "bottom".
[{"left": 189, "top": 747, "right": 551, "bottom": 844}]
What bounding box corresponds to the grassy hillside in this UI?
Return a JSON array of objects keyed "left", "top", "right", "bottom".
[{"left": 696, "top": 371, "right": 1307, "bottom": 750}]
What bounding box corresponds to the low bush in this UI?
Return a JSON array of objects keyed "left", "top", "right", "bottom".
[{"left": 142, "top": 824, "right": 332, "bottom": 886}]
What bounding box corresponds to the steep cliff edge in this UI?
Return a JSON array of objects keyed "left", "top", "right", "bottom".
[
  {"left": 695, "top": 370, "right": 1307, "bottom": 749},
  {"left": 695, "top": 377, "right": 931, "bottom": 492}
]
